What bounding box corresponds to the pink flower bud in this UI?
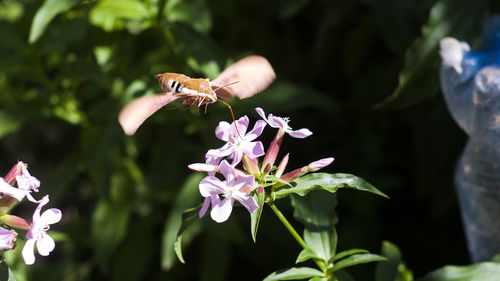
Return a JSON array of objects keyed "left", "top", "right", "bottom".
[
  {"left": 0, "top": 215, "right": 31, "bottom": 230},
  {"left": 261, "top": 129, "right": 285, "bottom": 176},
  {"left": 306, "top": 157, "right": 334, "bottom": 172},
  {"left": 242, "top": 154, "right": 260, "bottom": 177},
  {"left": 275, "top": 153, "right": 290, "bottom": 178}
]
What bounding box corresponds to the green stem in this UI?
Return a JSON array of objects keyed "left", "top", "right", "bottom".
[{"left": 268, "top": 202, "right": 326, "bottom": 272}]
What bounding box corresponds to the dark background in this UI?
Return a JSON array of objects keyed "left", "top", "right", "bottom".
[{"left": 0, "top": 0, "right": 498, "bottom": 280}]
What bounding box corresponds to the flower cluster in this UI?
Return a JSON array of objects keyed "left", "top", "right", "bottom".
[
  {"left": 0, "top": 161, "right": 61, "bottom": 265},
  {"left": 189, "top": 108, "right": 333, "bottom": 223}
]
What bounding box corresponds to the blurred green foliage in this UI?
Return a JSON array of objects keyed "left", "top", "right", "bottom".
[{"left": 0, "top": 0, "right": 499, "bottom": 280}]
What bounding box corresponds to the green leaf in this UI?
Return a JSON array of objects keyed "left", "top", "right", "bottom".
[
  {"left": 291, "top": 192, "right": 338, "bottom": 262},
  {"left": 296, "top": 248, "right": 319, "bottom": 264},
  {"left": 161, "top": 173, "right": 204, "bottom": 269},
  {"left": 174, "top": 205, "right": 202, "bottom": 264},
  {"left": 164, "top": 0, "right": 212, "bottom": 33},
  {"left": 332, "top": 249, "right": 369, "bottom": 263},
  {"left": 332, "top": 253, "right": 387, "bottom": 272},
  {"left": 29, "top": 0, "right": 80, "bottom": 43},
  {"left": 250, "top": 191, "right": 266, "bottom": 242},
  {"left": 417, "top": 262, "right": 500, "bottom": 281},
  {"left": 377, "top": 0, "right": 486, "bottom": 109},
  {"left": 276, "top": 173, "right": 388, "bottom": 200},
  {"left": 376, "top": 241, "right": 414, "bottom": 281},
  {"left": 267, "top": 175, "right": 293, "bottom": 187},
  {"left": 0, "top": 257, "right": 16, "bottom": 281},
  {"left": 89, "top": 0, "right": 151, "bottom": 32},
  {"left": 263, "top": 267, "right": 324, "bottom": 281}
]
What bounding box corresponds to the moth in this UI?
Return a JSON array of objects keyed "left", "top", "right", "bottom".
[{"left": 118, "top": 55, "right": 276, "bottom": 135}]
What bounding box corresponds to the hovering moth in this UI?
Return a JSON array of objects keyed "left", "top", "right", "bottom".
[{"left": 118, "top": 55, "right": 276, "bottom": 135}]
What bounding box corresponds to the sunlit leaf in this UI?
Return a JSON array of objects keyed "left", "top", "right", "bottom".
[
  {"left": 250, "top": 191, "right": 265, "bottom": 242},
  {"left": 296, "top": 248, "right": 319, "bottom": 264},
  {"left": 377, "top": 0, "right": 486, "bottom": 109},
  {"left": 275, "top": 173, "right": 388, "bottom": 199},
  {"left": 332, "top": 249, "right": 369, "bottom": 263},
  {"left": 89, "top": 0, "right": 152, "bottom": 32},
  {"left": 174, "top": 205, "right": 202, "bottom": 264},
  {"left": 263, "top": 267, "right": 324, "bottom": 281},
  {"left": 29, "top": 0, "right": 79, "bottom": 43},
  {"left": 164, "top": 0, "right": 212, "bottom": 33},
  {"left": 332, "top": 253, "right": 386, "bottom": 272},
  {"left": 417, "top": 262, "right": 500, "bottom": 281},
  {"left": 161, "top": 173, "right": 204, "bottom": 269}
]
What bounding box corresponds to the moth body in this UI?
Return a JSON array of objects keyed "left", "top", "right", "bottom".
[{"left": 155, "top": 73, "right": 217, "bottom": 107}]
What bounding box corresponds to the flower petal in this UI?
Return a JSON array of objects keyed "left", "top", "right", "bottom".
[
  {"left": 267, "top": 114, "right": 288, "bottom": 129},
  {"left": 245, "top": 120, "right": 266, "bottom": 141},
  {"left": 22, "top": 238, "right": 36, "bottom": 265},
  {"left": 40, "top": 208, "right": 62, "bottom": 225},
  {"left": 199, "top": 176, "right": 226, "bottom": 197},
  {"left": 232, "top": 174, "right": 255, "bottom": 191},
  {"left": 37, "top": 232, "right": 55, "bottom": 256},
  {"left": 235, "top": 116, "right": 249, "bottom": 136},
  {"left": 215, "top": 121, "right": 232, "bottom": 141},
  {"left": 199, "top": 197, "right": 211, "bottom": 218},
  {"left": 240, "top": 141, "right": 265, "bottom": 159},
  {"left": 255, "top": 107, "right": 268, "bottom": 122},
  {"left": 206, "top": 144, "right": 233, "bottom": 158},
  {"left": 288, "top": 128, "right": 313, "bottom": 138},
  {"left": 236, "top": 195, "right": 259, "bottom": 214},
  {"left": 210, "top": 197, "right": 233, "bottom": 223},
  {"left": 33, "top": 195, "right": 50, "bottom": 221},
  {"left": 188, "top": 163, "right": 217, "bottom": 172},
  {"left": 0, "top": 178, "right": 26, "bottom": 201},
  {"left": 218, "top": 160, "right": 235, "bottom": 183}
]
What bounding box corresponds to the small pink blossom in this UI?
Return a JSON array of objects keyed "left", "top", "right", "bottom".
[
  {"left": 0, "top": 177, "right": 26, "bottom": 201},
  {"left": 0, "top": 229, "right": 16, "bottom": 250},
  {"left": 281, "top": 157, "right": 334, "bottom": 182},
  {"left": 255, "top": 107, "right": 312, "bottom": 138},
  {"left": 198, "top": 160, "right": 258, "bottom": 223},
  {"left": 15, "top": 162, "right": 41, "bottom": 203},
  {"left": 206, "top": 116, "right": 266, "bottom": 166},
  {"left": 22, "top": 195, "right": 62, "bottom": 265}
]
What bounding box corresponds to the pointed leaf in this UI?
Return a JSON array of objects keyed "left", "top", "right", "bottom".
[
  {"left": 161, "top": 173, "right": 204, "bottom": 269},
  {"left": 250, "top": 191, "right": 265, "bottom": 242},
  {"left": 173, "top": 205, "right": 202, "bottom": 264},
  {"left": 291, "top": 192, "right": 338, "bottom": 262},
  {"left": 275, "top": 173, "right": 387, "bottom": 199},
  {"left": 332, "top": 249, "right": 369, "bottom": 263},
  {"left": 417, "top": 262, "right": 500, "bottom": 281},
  {"left": 296, "top": 248, "right": 319, "bottom": 264},
  {"left": 332, "top": 253, "right": 387, "bottom": 272},
  {"left": 376, "top": 241, "right": 414, "bottom": 281},
  {"left": 29, "top": 0, "right": 79, "bottom": 43},
  {"left": 263, "top": 267, "right": 324, "bottom": 281},
  {"left": 377, "top": 0, "right": 486, "bottom": 109}
]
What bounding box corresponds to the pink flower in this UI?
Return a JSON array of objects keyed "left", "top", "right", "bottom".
[
  {"left": 0, "top": 177, "right": 26, "bottom": 201},
  {"left": 206, "top": 116, "right": 266, "bottom": 166},
  {"left": 22, "top": 195, "right": 62, "bottom": 265},
  {"left": 0, "top": 229, "right": 16, "bottom": 250},
  {"left": 15, "top": 162, "right": 41, "bottom": 203},
  {"left": 198, "top": 160, "right": 258, "bottom": 223},
  {"left": 255, "top": 107, "right": 312, "bottom": 138}
]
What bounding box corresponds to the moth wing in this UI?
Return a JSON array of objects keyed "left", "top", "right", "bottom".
[
  {"left": 211, "top": 55, "right": 276, "bottom": 99},
  {"left": 118, "top": 94, "right": 180, "bottom": 135}
]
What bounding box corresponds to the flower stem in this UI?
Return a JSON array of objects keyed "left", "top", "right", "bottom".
[{"left": 268, "top": 202, "right": 326, "bottom": 272}]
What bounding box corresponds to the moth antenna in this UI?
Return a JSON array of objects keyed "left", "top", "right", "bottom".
[
  {"left": 212, "top": 80, "right": 240, "bottom": 93},
  {"left": 217, "top": 99, "right": 242, "bottom": 138}
]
